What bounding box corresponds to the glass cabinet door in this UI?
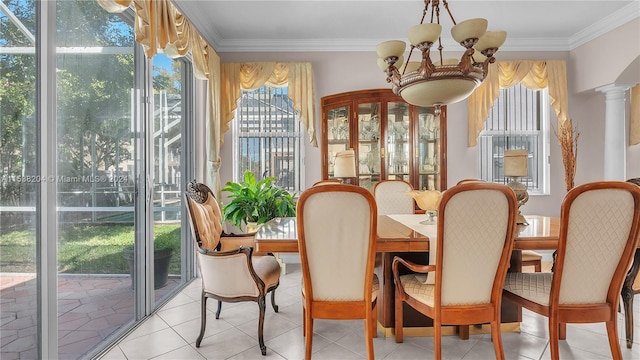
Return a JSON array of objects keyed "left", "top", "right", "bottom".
[
  {"left": 356, "top": 102, "right": 381, "bottom": 192},
  {"left": 386, "top": 102, "right": 410, "bottom": 182},
  {"left": 326, "top": 105, "right": 350, "bottom": 178},
  {"left": 416, "top": 106, "right": 441, "bottom": 190}
]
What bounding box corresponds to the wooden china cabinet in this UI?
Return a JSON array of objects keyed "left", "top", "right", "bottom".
[{"left": 321, "top": 88, "right": 447, "bottom": 192}]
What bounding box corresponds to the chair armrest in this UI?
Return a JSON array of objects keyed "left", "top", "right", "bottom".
[{"left": 392, "top": 256, "right": 435, "bottom": 275}]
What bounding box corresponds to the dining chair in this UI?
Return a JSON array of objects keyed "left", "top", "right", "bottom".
[
  {"left": 373, "top": 179, "right": 415, "bottom": 215},
  {"left": 184, "top": 180, "right": 281, "bottom": 356},
  {"left": 503, "top": 181, "right": 640, "bottom": 360},
  {"left": 297, "top": 184, "right": 378, "bottom": 360},
  {"left": 620, "top": 177, "right": 640, "bottom": 349},
  {"left": 393, "top": 182, "right": 518, "bottom": 359}
]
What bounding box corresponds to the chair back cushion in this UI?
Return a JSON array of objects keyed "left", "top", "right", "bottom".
[
  {"left": 374, "top": 180, "right": 414, "bottom": 215},
  {"left": 557, "top": 184, "right": 640, "bottom": 304},
  {"left": 185, "top": 181, "right": 223, "bottom": 251},
  {"left": 297, "top": 184, "right": 377, "bottom": 301},
  {"left": 438, "top": 184, "right": 517, "bottom": 305}
]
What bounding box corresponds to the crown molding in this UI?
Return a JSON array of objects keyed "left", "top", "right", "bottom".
[{"left": 568, "top": 2, "right": 640, "bottom": 50}]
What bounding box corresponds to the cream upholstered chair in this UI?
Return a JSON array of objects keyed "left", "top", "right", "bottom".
[
  {"left": 297, "top": 184, "right": 378, "bottom": 360},
  {"left": 393, "top": 182, "right": 518, "bottom": 359},
  {"left": 184, "top": 180, "right": 281, "bottom": 356},
  {"left": 373, "top": 179, "right": 415, "bottom": 215},
  {"left": 504, "top": 181, "right": 640, "bottom": 360}
]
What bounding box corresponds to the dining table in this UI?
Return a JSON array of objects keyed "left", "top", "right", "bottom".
[{"left": 254, "top": 214, "right": 560, "bottom": 336}]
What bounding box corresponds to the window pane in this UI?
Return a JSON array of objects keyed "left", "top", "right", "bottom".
[
  {"left": 56, "top": 1, "right": 135, "bottom": 357},
  {"left": 0, "top": 0, "right": 38, "bottom": 358},
  {"left": 478, "top": 84, "right": 548, "bottom": 194},
  {"left": 235, "top": 86, "right": 302, "bottom": 193}
]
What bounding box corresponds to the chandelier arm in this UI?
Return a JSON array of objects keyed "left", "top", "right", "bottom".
[{"left": 441, "top": 0, "right": 456, "bottom": 25}]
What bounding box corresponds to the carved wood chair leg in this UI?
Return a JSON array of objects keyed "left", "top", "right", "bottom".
[
  {"left": 258, "top": 296, "right": 267, "bottom": 356},
  {"left": 371, "top": 301, "right": 378, "bottom": 338},
  {"left": 549, "top": 317, "right": 560, "bottom": 360},
  {"left": 623, "top": 288, "right": 635, "bottom": 348},
  {"left": 271, "top": 288, "right": 279, "bottom": 313},
  {"left": 196, "top": 294, "right": 207, "bottom": 347},
  {"left": 215, "top": 300, "right": 222, "bottom": 319}
]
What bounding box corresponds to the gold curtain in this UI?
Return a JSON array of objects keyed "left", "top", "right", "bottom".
[
  {"left": 221, "top": 62, "right": 318, "bottom": 147},
  {"left": 467, "top": 60, "right": 569, "bottom": 147},
  {"left": 96, "top": 0, "right": 223, "bottom": 195}
]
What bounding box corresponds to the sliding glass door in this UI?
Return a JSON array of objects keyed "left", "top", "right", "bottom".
[{"left": 1, "top": 1, "right": 197, "bottom": 358}]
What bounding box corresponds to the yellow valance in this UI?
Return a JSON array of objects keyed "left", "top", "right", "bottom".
[
  {"left": 221, "top": 62, "right": 318, "bottom": 147},
  {"left": 632, "top": 84, "right": 640, "bottom": 146},
  {"left": 468, "top": 60, "right": 569, "bottom": 147}
]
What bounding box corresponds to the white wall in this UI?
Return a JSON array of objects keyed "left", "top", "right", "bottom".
[{"left": 218, "top": 38, "right": 639, "bottom": 217}]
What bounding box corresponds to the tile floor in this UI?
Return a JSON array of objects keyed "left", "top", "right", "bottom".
[{"left": 100, "top": 263, "right": 640, "bottom": 360}]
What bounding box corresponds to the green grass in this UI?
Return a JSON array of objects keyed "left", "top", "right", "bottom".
[{"left": 0, "top": 223, "right": 181, "bottom": 274}]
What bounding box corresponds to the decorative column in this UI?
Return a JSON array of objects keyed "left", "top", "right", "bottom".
[{"left": 596, "top": 84, "right": 633, "bottom": 181}]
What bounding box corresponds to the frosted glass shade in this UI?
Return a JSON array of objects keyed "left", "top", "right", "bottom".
[
  {"left": 408, "top": 23, "right": 442, "bottom": 46},
  {"left": 504, "top": 149, "right": 528, "bottom": 177},
  {"left": 475, "top": 30, "right": 507, "bottom": 52},
  {"left": 376, "top": 40, "right": 406, "bottom": 59},
  {"left": 334, "top": 149, "right": 356, "bottom": 178},
  {"left": 450, "top": 18, "right": 488, "bottom": 44},
  {"left": 399, "top": 78, "right": 478, "bottom": 106}
]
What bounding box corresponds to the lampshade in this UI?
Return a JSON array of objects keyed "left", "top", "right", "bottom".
[
  {"left": 334, "top": 149, "right": 356, "bottom": 178},
  {"left": 504, "top": 149, "right": 528, "bottom": 177}
]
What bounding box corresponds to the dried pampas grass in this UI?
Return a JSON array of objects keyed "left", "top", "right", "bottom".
[{"left": 554, "top": 119, "right": 580, "bottom": 191}]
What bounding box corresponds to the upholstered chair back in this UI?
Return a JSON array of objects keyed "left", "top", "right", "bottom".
[
  {"left": 373, "top": 180, "right": 414, "bottom": 215},
  {"left": 555, "top": 185, "right": 640, "bottom": 304},
  {"left": 438, "top": 184, "right": 516, "bottom": 306},
  {"left": 184, "top": 181, "right": 223, "bottom": 251},
  {"left": 297, "top": 184, "right": 377, "bottom": 301}
]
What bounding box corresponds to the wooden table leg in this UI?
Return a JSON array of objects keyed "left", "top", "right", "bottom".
[{"left": 622, "top": 248, "right": 640, "bottom": 349}]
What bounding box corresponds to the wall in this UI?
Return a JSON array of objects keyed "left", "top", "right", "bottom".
[{"left": 219, "top": 43, "right": 635, "bottom": 218}]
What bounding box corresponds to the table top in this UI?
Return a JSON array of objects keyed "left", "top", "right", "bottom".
[{"left": 254, "top": 214, "right": 560, "bottom": 253}]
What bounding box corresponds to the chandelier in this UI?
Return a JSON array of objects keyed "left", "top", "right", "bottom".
[{"left": 376, "top": 0, "right": 506, "bottom": 112}]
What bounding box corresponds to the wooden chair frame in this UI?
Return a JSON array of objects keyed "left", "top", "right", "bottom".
[
  {"left": 393, "top": 182, "right": 518, "bottom": 359},
  {"left": 622, "top": 177, "right": 640, "bottom": 348}
]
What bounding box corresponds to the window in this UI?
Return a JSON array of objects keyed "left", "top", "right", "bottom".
[
  {"left": 233, "top": 85, "right": 303, "bottom": 193},
  {"left": 478, "top": 84, "right": 550, "bottom": 195}
]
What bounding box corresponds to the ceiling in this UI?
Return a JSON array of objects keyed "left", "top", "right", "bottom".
[{"left": 172, "top": 0, "right": 640, "bottom": 53}]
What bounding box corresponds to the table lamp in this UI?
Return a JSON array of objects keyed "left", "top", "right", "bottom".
[
  {"left": 504, "top": 149, "right": 529, "bottom": 225},
  {"left": 333, "top": 149, "right": 356, "bottom": 183}
]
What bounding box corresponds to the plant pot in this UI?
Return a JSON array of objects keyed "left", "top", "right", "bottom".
[{"left": 123, "top": 247, "right": 174, "bottom": 289}]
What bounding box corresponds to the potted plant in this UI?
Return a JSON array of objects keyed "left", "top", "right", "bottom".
[
  {"left": 122, "top": 227, "right": 179, "bottom": 289},
  {"left": 222, "top": 171, "right": 296, "bottom": 232}
]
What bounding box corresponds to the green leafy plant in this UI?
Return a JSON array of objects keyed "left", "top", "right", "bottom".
[{"left": 222, "top": 171, "right": 296, "bottom": 228}]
